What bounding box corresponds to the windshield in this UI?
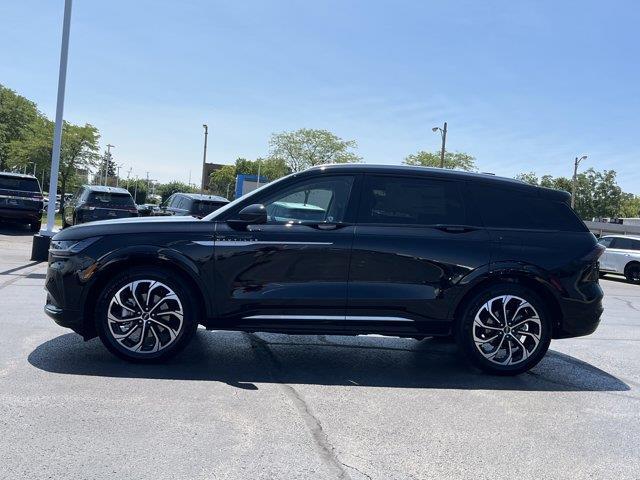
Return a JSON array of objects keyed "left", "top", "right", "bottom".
[
  {"left": 0, "top": 175, "right": 41, "bottom": 192},
  {"left": 202, "top": 173, "right": 295, "bottom": 221}
]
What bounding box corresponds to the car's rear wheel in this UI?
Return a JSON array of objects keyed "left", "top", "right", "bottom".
[
  {"left": 624, "top": 262, "right": 640, "bottom": 284},
  {"left": 95, "top": 267, "right": 198, "bottom": 362},
  {"left": 457, "top": 284, "right": 552, "bottom": 375}
]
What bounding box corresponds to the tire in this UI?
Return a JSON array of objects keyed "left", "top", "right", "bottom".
[
  {"left": 95, "top": 266, "right": 199, "bottom": 363},
  {"left": 624, "top": 262, "right": 640, "bottom": 284},
  {"left": 30, "top": 221, "right": 41, "bottom": 233},
  {"left": 456, "top": 283, "right": 552, "bottom": 375}
]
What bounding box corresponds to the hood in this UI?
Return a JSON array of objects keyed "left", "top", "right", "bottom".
[{"left": 53, "top": 215, "right": 207, "bottom": 241}]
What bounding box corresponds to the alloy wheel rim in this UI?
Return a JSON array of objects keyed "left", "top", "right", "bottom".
[
  {"left": 473, "top": 295, "right": 542, "bottom": 366},
  {"left": 107, "top": 280, "right": 184, "bottom": 354}
]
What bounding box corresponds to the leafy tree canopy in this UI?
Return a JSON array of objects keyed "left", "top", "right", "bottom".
[
  {"left": 268, "top": 128, "right": 361, "bottom": 172},
  {"left": 403, "top": 150, "right": 477, "bottom": 171}
]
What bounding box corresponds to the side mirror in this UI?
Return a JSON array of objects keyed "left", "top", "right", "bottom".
[{"left": 228, "top": 203, "right": 267, "bottom": 228}]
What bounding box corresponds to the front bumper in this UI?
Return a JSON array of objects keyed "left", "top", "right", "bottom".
[{"left": 44, "top": 251, "right": 95, "bottom": 338}]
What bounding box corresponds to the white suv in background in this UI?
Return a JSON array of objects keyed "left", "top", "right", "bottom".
[{"left": 598, "top": 235, "right": 640, "bottom": 283}]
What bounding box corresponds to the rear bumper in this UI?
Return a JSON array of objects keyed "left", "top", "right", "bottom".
[
  {"left": 0, "top": 207, "right": 40, "bottom": 222},
  {"left": 555, "top": 283, "right": 604, "bottom": 339}
]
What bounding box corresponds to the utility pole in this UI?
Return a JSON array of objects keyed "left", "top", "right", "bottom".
[
  {"left": 571, "top": 155, "right": 588, "bottom": 209},
  {"left": 126, "top": 167, "right": 132, "bottom": 190},
  {"left": 116, "top": 163, "right": 124, "bottom": 187},
  {"left": 104, "top": 144, "right": 115, "bottom": 186},
  {"left": 201, "top": 124, "right": 208, "bottom": 192},
  {"left": 432, "top": 122, "right": 447, "bottom": 168}
]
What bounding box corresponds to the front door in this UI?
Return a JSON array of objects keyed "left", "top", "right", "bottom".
[
  {"left": 213, "top": 174, "right": 358, "bottom": 332},
  {"left": 346, "top": 174, "right": 491, "bottom": 335}
]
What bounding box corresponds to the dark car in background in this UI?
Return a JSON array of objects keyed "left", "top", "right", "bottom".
[
  {"left": 63, "top": 185, "right": 138, "bottom": 227},
  {"left": 161, "top": 193, "right": 229, "bottom": 218},
  {"left": 0, "top": 172, "right": 44, "bottom": 232},
  {"left": 44, "top": 164, "right": 604, "bottom": 375}
]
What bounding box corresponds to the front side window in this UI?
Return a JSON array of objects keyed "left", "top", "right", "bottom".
[
  {"left": 358, "top": 175, "right": 466, "bottom": 226},
  {"left": 598, "top": 237, "right": 613, "bottom": 248},
  {"left": 262, "top": 176, "right": 354, "bottom": 224}
]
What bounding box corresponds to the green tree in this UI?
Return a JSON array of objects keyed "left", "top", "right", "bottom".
[
  {"left": 157, "top": 181, "right": 197, "bottom": 203},
  {"left": 268, "top": 128, "right": 361, "bottom": 172},
  {"left": 403, "top": 151, "right": 477, "bottom": 171},
  {"left": 0, "top": 84, "right": 41, "bottom": 170},
  {"left": 515, "top": 168, "right": 623, "bottom": 220},
  {"left": 619, "top": 194, "right": 640, "bottom": 218},
  {"left": 209, "top": 164, "right": 237, "bottom": 198}
]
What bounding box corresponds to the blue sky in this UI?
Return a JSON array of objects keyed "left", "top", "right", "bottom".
[{"left": 2, "top": 0, "right": 639, "bottom": 193}]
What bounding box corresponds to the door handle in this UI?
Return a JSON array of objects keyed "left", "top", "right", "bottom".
[
  {"left": 434, "top": 225, "right": 478, "bottom": 233},
  {"left": 313, "top": 222, "right": 347, "bottom": 230}
]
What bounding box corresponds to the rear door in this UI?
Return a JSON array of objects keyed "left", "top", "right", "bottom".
[
  {"left": 607, "top": 237, "right": 635, "bottom": 273},
  {"left": 347, "top": 174, "right": 490, "bottom": 335}
]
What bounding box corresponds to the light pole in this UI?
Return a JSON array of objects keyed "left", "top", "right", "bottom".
[
  {"left": 256, "top": 158, "right": 261, "bottom": 187},
  {"left": 432, "top": 122, "right": 447, "bottom": 168},
  {"left": 571, "top": 155, "right": 588, "bottom": 209},
  {"left": 201, "top": 124, "right": 208, "bottom": 192},
  {"left": 32, "top": 0, "right": 73, "bottom": 261},
  {"left": 116, "top": 163, "right": 124, "bottom": 187}
]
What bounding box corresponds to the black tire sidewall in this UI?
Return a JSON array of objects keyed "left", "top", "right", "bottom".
[
  {"left": 457, "top": 283, "right": 552, "bottom": 375},
  {"left": 625, "top": 263, "right": 640, "bottom": 284},
  {"left": 95, "top": 266, "right": 198, "bottom": 363}
]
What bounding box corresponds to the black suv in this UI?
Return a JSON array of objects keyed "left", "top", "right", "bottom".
[
  {"left": 161, "top": 193, "right": 229, "bottom": 218},
  {"left": 0, "top": 172, "right": 43, "bottom": 232},
  {"left": 63, "top": 185, "right": 138, "bottom": 227},
  {"left": 44, "top": 164, "right": 604, "bottom": 375}
]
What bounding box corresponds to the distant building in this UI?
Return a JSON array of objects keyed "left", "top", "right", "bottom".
[{"left": 201, "top": 162, "right": 225, "bottom": 190}]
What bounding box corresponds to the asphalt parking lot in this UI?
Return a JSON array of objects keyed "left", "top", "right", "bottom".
[{"left": 0, "top": 224, "right": 639, "bottom": 480}]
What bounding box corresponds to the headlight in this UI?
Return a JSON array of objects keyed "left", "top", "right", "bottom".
[{"left": 49, "top": 237, "right": 102, "bottom": 254}]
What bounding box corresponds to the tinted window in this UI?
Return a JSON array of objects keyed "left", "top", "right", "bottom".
[
  {"left": 358, "top": 176, "right": 466, "bottom": 226},
  {"left": 192, "top": 200, "right": 227, "bottom": 216},
  {"left": 611, "top": 238, "right": 640, "bottom": 250},
  {"left": 598, "top": 237, "right": 613, "bottom": 248},
  {"left": 262, "top": 176, "right": 354, "bottom": 224},
  {"left": 0, "top": 175, "right": 40, "bottom": 192},
  {"left": 87, "top": 192, "right": 135, "bottom": 207},
  {"left": 471, "top": 185, "right": 587, "bottom": 231}
]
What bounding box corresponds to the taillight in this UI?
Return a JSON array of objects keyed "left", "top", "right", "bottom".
[{"left": 583, "top": 244, "right": 605, "bottom": 262}]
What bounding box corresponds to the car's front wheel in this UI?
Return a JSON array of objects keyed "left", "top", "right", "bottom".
[
  {"left": 95, "top": 267, "right": 198, "bottom": 362},
  {"left": 457, "top": 284, "right": 552, "bottom": 375}
]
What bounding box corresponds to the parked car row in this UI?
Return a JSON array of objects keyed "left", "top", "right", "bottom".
[{"left": 61, "top": 186, "right": 230, "bottom": 227}]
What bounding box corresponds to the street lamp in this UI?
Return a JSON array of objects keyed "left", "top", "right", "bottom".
[
  {"left": 31, "top": 0, "right": 73, "bottom": 261},
  {"left": 571, "top": 155, "right": 588, "bottom": 209},
  {"left": 201, "top": 124, "right": 208, "bottom": 193},
  {"left": 432, "top": 122, "right": 447, "bottom": 168}
]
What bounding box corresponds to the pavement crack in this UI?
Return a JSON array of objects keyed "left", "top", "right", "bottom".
[
  {"left": 613, "top": 296, "right": 640, "bottom": 312},
  {"left": 341, "top": 462, "right": 373, "bottom": 480},
  {"left": 245, "top": 333, "right": 351, "bottom": 479}
]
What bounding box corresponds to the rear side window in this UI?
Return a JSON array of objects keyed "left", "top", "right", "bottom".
[
  {"left": 358, "top": 175, "right": 466, "bottom": 226},
  {"left": 471, "top": 184, "right": 587, "bottom": 232},
  {"left": 0, "top": 176, "right": 40, "bottom": 192},
  {"left": 88, "top": 192, "right": 135, "bottom": 207},
  {"left": 611, "top": 238, "right": 640, "bottom": 250}
]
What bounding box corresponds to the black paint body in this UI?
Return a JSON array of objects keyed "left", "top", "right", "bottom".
[{"left": 45, "top": 165, "right": 603, "bottom": 341}]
